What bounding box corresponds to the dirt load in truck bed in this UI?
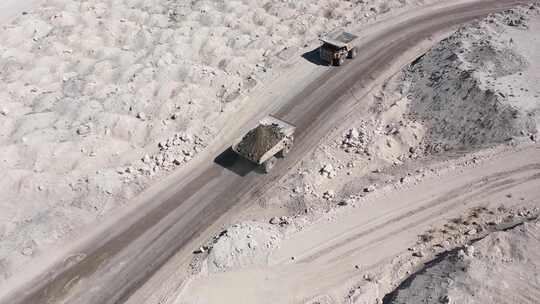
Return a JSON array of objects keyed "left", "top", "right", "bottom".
[
  {"left": 321, "top": 30, "right": 358, "bottom": 48},
  {"left": 235, "top": 124, "right": 286, "bottom": 161}
]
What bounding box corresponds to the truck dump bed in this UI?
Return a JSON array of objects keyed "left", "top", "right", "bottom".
[
  {"left": 320, "top": 30, "right": 358, "bottom": 48},
  {"left": 232, "top": 116, "right": 295, "bottom": 165}
]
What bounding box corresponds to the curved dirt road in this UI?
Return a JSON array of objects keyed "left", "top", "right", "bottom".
[{"left": 0, "top": 1, "right": 531, "bottom": 303}]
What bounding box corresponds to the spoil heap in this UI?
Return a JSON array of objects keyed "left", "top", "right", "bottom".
[
  {"left": 236, "top": 123, "right": 285, "bottom": 161},
  {"left": 384, "top": 219, "right": 540, "bottom": 304},
  {"left": 401, "top": 4, "right": 540, "bottom": 149}
]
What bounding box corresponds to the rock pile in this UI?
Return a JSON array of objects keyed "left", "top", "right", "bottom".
[
  {"left": 401, "top": 6, "right": 540, "bottom": 149},
  {"left": 322, "top": 190, "right": 335, "bottom": 200},
  {"left": 152, "top": 133, "right": 205, "bottom": 169},
  {"left": 498, "top": 5, "right": 532, "bottom": 28},
  {"left": 320, "top": 163, "right": 337, "bottom": 178},
  {"left": 411, "top": 205, "right": 539, "bottom": 258},
  {"left": 117, "top": 131, "right": 206, "bottom": 178},
  {"left": 269, "top": 216, "right": 291, "bottom": 227},
  {"left": 341, "top": 123, "right": 371, "bottom": 153},
  {"left": 385, "top": 214, "right": 540, "bottom": 304}
]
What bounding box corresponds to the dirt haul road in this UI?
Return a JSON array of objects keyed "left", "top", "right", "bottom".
[{"left": 0, "top": 1, "right": 532, "bottom": 304}]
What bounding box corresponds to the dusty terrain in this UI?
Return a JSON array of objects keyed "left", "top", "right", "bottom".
[
  {"left": 6, "top": 1, "right": 513, "bottom": 302},
  {"left": 1, "top": 1, "right": 539, "bottom": 303},
  {"left": 0, "top": 0, "right": 433, "bottom": 284},
  {"left": 178, "top": 5, "right": 540, "bottom": 304}
]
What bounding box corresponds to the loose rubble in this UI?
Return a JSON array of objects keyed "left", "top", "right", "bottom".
[
  {"left": 385, "top": 217, "right": 540, "bottom": 304},
  {"left": 235, "top": 124, "right": 285, "bottom": 161},
  {"left": 341, "top": 122, "right": 372, "bottom": 153},
  {"left": 401, "top": 4, "right": 540, "bottom": 149},
  {"left": 205, "top": 221, "right": 283, "bottom": 273},
  {"left": 320, "top": 163, "right": 337, "bottom": 179}
]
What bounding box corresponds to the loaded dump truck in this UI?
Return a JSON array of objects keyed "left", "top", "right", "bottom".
[
  {"left": 319, "top": 30, "right": 359, "bottom": 66},
  {"left": 232, "top": 115, "right": 296, "bottom": 173}
]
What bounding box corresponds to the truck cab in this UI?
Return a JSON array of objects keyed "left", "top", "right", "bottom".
[{"left": 319, "top": 30, "right": 358, "bottom": 66}]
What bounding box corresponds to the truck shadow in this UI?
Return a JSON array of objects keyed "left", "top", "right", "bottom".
[
  {"left": 213, "top": 147, "right": 259, "bottom": 177},
  {"left": 302, "top": 47, "right": 328, "bottom": 66}
]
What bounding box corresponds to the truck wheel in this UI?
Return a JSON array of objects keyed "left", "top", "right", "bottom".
[
  {"left": 263, "top": 156, "right": 277, "bottom": 173},
  {"left": 278, "top": 141, "right": 292, "bottom": 158},
  {"left": 348, "top": 47, "right": 358, "bottom": 59},
  {"left": 335, "top": 56, "right": 344, "bottom": 66}
]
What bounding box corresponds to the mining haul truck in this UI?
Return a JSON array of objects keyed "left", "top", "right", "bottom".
[
  {"left": 232, "top": 115, "right": 296, "bottom": 173},
  {"left": 319, "top": 30, "right": 359, "bottom": 66}
]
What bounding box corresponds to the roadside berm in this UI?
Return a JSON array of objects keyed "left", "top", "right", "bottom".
[{"left": 384, "top": 218, "right": 540, "bottom": 304}]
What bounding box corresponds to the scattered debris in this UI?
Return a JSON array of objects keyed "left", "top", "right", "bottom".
[
  {"left": 341, "top": 123, "right": 371, "bottom": 153},
  {"left": 323, "top": 190, "right": 335, "bottom": 200},
  {"left": 320, "top": 164, "right": 337, "bottom": 178},
  {"left": 136, "top": 112, "right": 146, "bottom": 121},
  {"left": 269, "top": 216, "right": 290, "bottom": 226},
  {"left": 363, "top": 185, "right": 376, "bottom": 193}
]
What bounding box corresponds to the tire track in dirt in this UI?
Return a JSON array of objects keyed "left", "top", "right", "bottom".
[{"left": 296, "top": 164, "right": 540, "bottom": 264}]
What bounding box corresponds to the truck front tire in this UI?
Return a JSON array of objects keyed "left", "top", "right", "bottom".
[
  {"left": 348, "top": 47, "right": 358, "bottom": 59},
  {"left": 278, "top": 140, "right": 293, "bottom": 158},
  {"left": 263, "top": 156, "right": 277, "bottom": 173}
]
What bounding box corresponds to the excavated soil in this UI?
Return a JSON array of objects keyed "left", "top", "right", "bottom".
[
  {"left": 402, "top": 4, "right": 540, "bottom": 149},
  {"left": 384, "top": 219, "right": 540, "bottom": 304},
  {"left": 235, "top": 123, "right": 285, "bottom": 161}
]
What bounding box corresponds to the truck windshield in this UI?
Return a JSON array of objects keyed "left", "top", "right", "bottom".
[{"left": 321, "top": 43, "right": 341, "bottom": 51}]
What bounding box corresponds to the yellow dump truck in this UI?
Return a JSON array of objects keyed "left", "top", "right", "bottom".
[
  {"left": 232, "top": 115, "right": 296, "bottom": 173},
  {"left": 319, "top": 30, "right": 359, "bottom": 66}
]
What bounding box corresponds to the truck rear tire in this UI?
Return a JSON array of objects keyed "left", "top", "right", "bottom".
[
  {"left": 335, "top": 56, "right": 344, "bottom": 66},
  {"left": 263, "top": 156, "right": 277, "bottom": 173},
  {"left": 348, "top": 47, "right": 358, "bottom": 59}
]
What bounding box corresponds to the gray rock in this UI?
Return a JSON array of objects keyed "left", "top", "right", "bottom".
[
  {"left": 323, "top": 190, "right": 335, "bottom": 200},
  {"left": 136, "top": 112, "right": 146, "bottom": 121},
  {"left": 320, "top": 164, "right": 336, "bottom": 178},
  {"left": 364, "top": 185, "right": 376, "bottom": 193},
  {"left": 269, "top": 217, "right": 280, "bottom": 225}
]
